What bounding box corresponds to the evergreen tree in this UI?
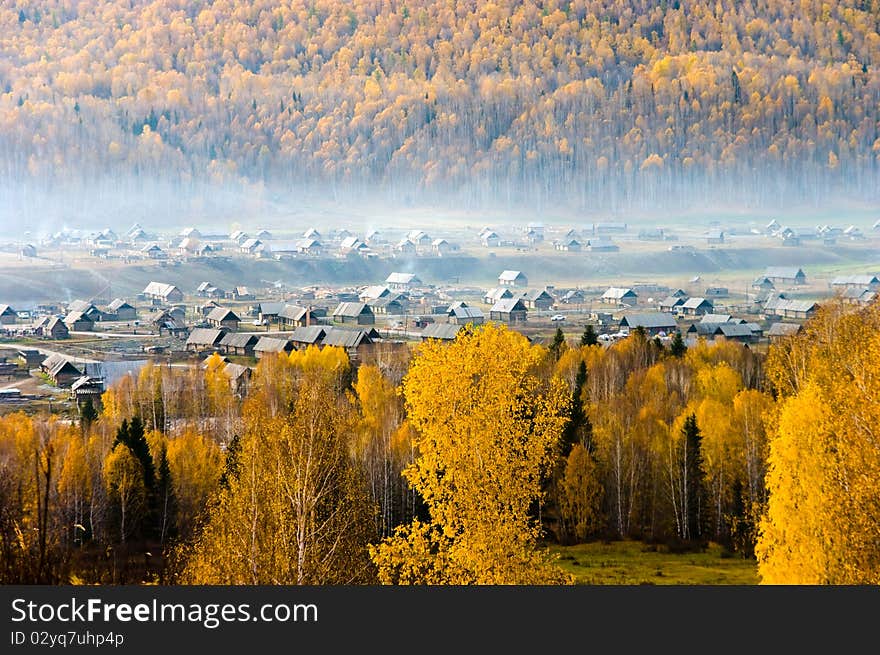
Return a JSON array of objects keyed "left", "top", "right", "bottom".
[
  {"left": 155, "top": 443, "right": 176, "bottom": 546},
  {"left": 218, "top": 433, "right": 242, "bottom": 491},
  {"left": 682, "top": 413, "right": 705, "bottom": 542},
  {"left": 670, "top": 331, "right": 687, "bottom": 357},
  {"left": 562, "top": 361, "right": 592, "bottom": 455},
  {"left": 550, "top": 327, "right": 566, "bottom": 361},
  {"left": 580, "top": 324, "right": 598, "bottom": 347},
  {"left": 79, "top": 397, "right": 98, "bottom": 432}
]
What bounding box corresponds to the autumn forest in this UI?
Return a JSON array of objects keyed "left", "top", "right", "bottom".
[
  {"left": 2, "top": 0, "right": 880, "bottom": 211},
  {"left": 1, "top": 301, "right": 878, "bottom": 585}
]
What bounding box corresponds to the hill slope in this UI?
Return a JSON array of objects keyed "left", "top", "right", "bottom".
[{"left": 1, "top": 0, "right": 879, "bottom": 213}]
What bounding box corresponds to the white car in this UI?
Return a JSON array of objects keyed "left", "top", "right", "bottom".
[{"left": 550, "top": 314, "right": 566, "bottom": 321}]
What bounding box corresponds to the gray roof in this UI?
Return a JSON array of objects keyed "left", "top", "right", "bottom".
[
  {"left": 485, "top": 287, "right": 513, "bottom": 301},
  {"left": 619, "top": 313, "right": 677, "bottom": 329},
  {"left": 521, "top": 289, "right": 554, "bottom": 302},
  {"left": 254, "top": 336, "right": 293, "bottom": 353},
  {"left": 681, "top": 297, "right": 713, "bottom": 309},
  {"left": 421, "top": 323, "right": 464, "bottom": 340},
  {"left": 764, "top": 267, "right": 805, "bottom": 279},
  {"left": 321, "top": 328, "right": 372, "bottom": 348},
  {"left": 68, "top": 300, "right": 98, "bottom": 313},
  {"left": 716, "top": 324, "right": 756, "bottom": 338},
  {"left": 278, "top": 305, "right": 312, "bottom": 321},
  {"left": 207, "top": 307, "right": 239, "bottom": 323},
  {"left": 831, "top": 274, "right": 879, "bottom": 286},
  {"left": 186, "top": 328, "right": 227, "bottom": 346},
  {"left": 223, "top": 363, "right": 251, "bottom": 381},
  {"left": 699, "top": 314, "right": 733, "bottom": 324},
  {"left": 659, "top": 295, "right": 685, "bottom": 308},
  {"left": 107, "top": 298, "right": 133, "bottom": 312},
  {"left": 143, "top": 281, "right": 181, "bottom": 298},
  {"left": 258, "top": 302, "right": 285, "bottom": 316},
  {"left": 385, "top": 272, "right": 422, "bottom": 285},
  {"left": 490, "top": 298, "right": 527, "bottom": 313},
  {"left": 602, "top": 287, "right": 636, "bottom": 299},
  {"left": 360, "top": 285, "right": 390, "bottom": 300},
  {"left": 333, "top": 302, "right": 372, "bottom": 318},
  {"left": 290, "top": 326, "right": 327, "bottom": 344},
  {"left": 768, "top": 322, "right": 803, "bottom": 337},
  {"left": 64, "top": 311, "right": 94, "bottom": 324},
  {"left": 219, "top": 333, "right": 258, "bottom": 348},
  {"left": 449, "top": 306, "right": 484, "bottom": 320},
  {"left": 498, "top": 270, "right": 525, "bottom": 281}
]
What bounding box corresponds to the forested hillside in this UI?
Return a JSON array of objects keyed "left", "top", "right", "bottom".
[{"left": 2, "top": 0, "right": 879, "bottom": 211}]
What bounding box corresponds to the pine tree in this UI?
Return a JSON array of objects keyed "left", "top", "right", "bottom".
[
  {"left": 79, "top": 398, "right": 98, "bottom": 432},
  {"left": 682, "top": 413, "right": 705, "bottom": 542},
  {"left": 580, "top": 324, "right": 598, "bottom": 347},
  {"left": 562, "top": 361, "right": 592, "bottom": 455},
  {"left": 550, "top": 327, "right": 566, "bottom": 361},
  {"left": 155, "top": 443, "right": 176, "bottom": 546},
  {"left": 670, "top": 331, "right": 687, "bottom": 357},
  {"left": 218, "top": 433, "right": 241, "bottom": 491}
]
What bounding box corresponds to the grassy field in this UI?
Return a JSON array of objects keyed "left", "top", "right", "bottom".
[{"left": 551, "top": 540, "right": 759, "bottom": 585}]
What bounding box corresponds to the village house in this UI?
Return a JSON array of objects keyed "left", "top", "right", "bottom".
[
  {"left": 20, "top": 244, "right": 37, "bottom": 258},
  {"left": 321, "top": 328, "right": 375, "bottom": 360},
  {"left": 407, "top": 230, "right": 432, "bottom": 248},
  {"left": 447, "top": 304, "right": 485, "bottom": 325},
  {"left": 421, "top": 323, "right": 464, "bottom": 341},
  {"left": 705, "top": 287, "right": 729, "bottom": 298},
  {"left": 303, "top": 228, "right": 321, "bottom": 240},
  {"left": 480, "top": 230, "right": 500, "bottom": 248},
  {"left": 842, "top": 288, "right": 877, "bottom": 306},
  {"left": 767, "top": 322, "right": 804, "bottom": 342},
  {"left": 239, "top": 238, "right": 264, "bottom": 255},
  {"left": 196, "top": 282, "right": 225, "bottom": 299},
  {"left": 70, "top": 376, "right": 104, "bottom": 408},
  {"left": 763, "top": 298, "right": 819, "bottom": 320},
  {"left": 67, "top": 300, "right": 104, "bottom": 322},
  {"left": 394, "top": 238, "right": 417, "bottom": 254},
  {"left": 764, "top": 267, "right": 807, "bottom": 286},
  {"left": 290, "top": 326, "right": 327, "bottom": 349},
  {"left": 293, "top": 238, "right": 323, "bottom": 255},
  {"left": 206, "top": 307, "right": 241, "bottom": 330},
  {"left": 386, "top": 272, "right": 423, "bottom": 290},
  {"left": 64, "top": 311, "right": 95, "bottom": 332},
  {"left": 223, "top": 363, "right": 252, "bottom": 396},
  {"left": 520, "top": 289, "right": 555, "bottom": 311},
  {"left": 106, "top": 299, "right": 137, "bottom": 321},
  {"left": 18, "top": 349, "right": 45, "bottom": 368},
  {"left": 342, "top": 236, "right": 370, "bottom": 253},
  {"left": 554, "top": 238, "right": 582, "bottom": 252},
  {"left": 368, "top": 294, "right": 409, "bottom": 315},
  {"left": 560, "top": 289, "right": 585, "bottom": 305},
  {"left": 0, "top": 305, "right": 17, "bottom": 325},
  {"left": 587, "top": 238, "right": 619, "bottom": 252},
  {"left": 658, "top": 295, "right": 686, "bottom": 313},
  {"left": 227, "top": 286, "right": 255, "bottom": 301},
  {"left": 432, "top": 238, "right": 453, "bottom": 255},
  {"left": 278, "top": 305, "right": 318, "bottom": 329},
  {"left": 751, "top": 277, "right": 775, "bottom": 291},
  {"left": 601, "top": 287, "right": 638, "bottom": 306},
  {"left": 36, "top": 317, "right": 69, "bottom": 339},
  {"left": 219, "top": 333, "right": 259, "bottom": 356},
  {"left": 498, "top": 270, "right": 528, "bottom": 287},
  {"left": 186, "top": 328, "right": 228, "bottom": 353},
  {"left": 179, "top": 227, "right": 202, "bottom": 239},
  {"left": 678, "top": 297, "right": 715, "bottom": 316},
  {"left": 143, "top": 282, "right": 184, "bottom": 303},
  {"left": 705, "top": 229, "right": 725, "bottom": 245},
  {"left": 254, "top": 336, "right": 294, "bottom": 359},
  {"left": 333, "top": 302, "right": 375, "bottom": 326},
  {"left": 40, "top": 353, "right": 82, "bottom": 388},
  {"left": 359, "top": 285, "right": 391, "bottom": 302},
  {"left": 489, "top": 298, "right": 528, "bottom": 323},
  {"left": 592, "top": 222, "right": 627, "bottom": 234},
  {"left": 831, "top": 274, "right": 880, "bottom": 290},
  {"left": 484, "top": 287, "right": 514, "bottom": 304},
  {"left": 141, "top": 244, "right": 166, "bottom": 259},
  {"left": 618, "top": 313, "right": 678, "bottom": 336},
  {"left": 229, "top": 230, "right": 249, "bottom": 245}
]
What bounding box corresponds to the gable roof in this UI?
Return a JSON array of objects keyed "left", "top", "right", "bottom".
[
  {"left": 421, "top": 323, "right": 464, "bottom": 340},
  {"left": 619, "top": 313, "right": 677, "bottom": 329},
  {"left": 767, "top": 322, "right": 804, "bottom": 337},
  {"left": 386, "top": 272, "right": 422, "bottom": 285},
  {"left": 681, "top": 297, "right": 713, "bottom": 309},
  {"left": 491, "top": 298, "right": 527, "bottom": 313},
  {"left": 521, "top": 289, "right": 554, "bottom": 302},
  {"left": 278, "top": 305, "right": 312, "bottom": 321},
  {"left": 207, "top": 307, "right": 240, "bottom": 323},
  {"left": 831, "top": 274, "right": 879, "bottom": 286},
  {"left": 107, "top": 298, "right": 133, "bottom": 312},
  {"left": 764, "top": 267, "right": 805, "bottom": 279},
  {"left": 219, "top": 333, "right": 258, "bottom": 349},
  {"left": 257, "top": 302, "right": 285, "bottom": 316},
  {"left": 449, "top": 306, "right": 485, "bottom": 320},
  {"left": 186, "top": 328, "right": 227, "bottom": 347},
  {"left": 485, "top": 287, "right": 513, "bottom": 301},
  {"left": 602, "top": 287, "right": 637, "bottom": 299},
  {"left": 143, "top": 281, "right": 181, "bottom": 298},
  {"left": 290, "top": 326, "right": 327, "bottom": 344},
  {"left": 254, "top": 336, "right": 293, "bottom": 353},
  {"left": 498, "top": 270, "right": 525, "bottom": 282},
  {"left": 333, "top": 302, "right": 372, "bottom": 318},
  {"left": 321, "top": 328, "right": 373, "bottom": 348}
]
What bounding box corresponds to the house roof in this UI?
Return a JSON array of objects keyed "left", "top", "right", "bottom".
[
  {"left": 223, "top": 363, "right": 251, "bottom": 381},
  {"left": 768, "top": 322, "right": 804, "bottom": 337},
  {"left": 258, "top": 302, "right": 285, "bottom": 316},
  {"left": 421, "top": 323, "right": 464, "bottom": 340},
  {"left": 716, "top": 323, "right": 756, "bottom": 338},
  {"left": 0, "top": 304, "right": 16, "bottom": 316},
  {"left": 449, "top": 306, "right": 485, "bottom": 320},
  {"left": 498, "top": 270, "right": 525, "bottom": 281},
  {"left": 619, "top": 313, "right": 677, "bottom": 329},
  {"left": 207, "top": 307, "right": 240, "bottom": 323},
  {"left": 71, "top": 375, "right": 104, "bottom": 391},
  {"left": 659, "top": 295, "right": 685, "bottom": 307},
  {"left": 333, "top": 302, "right": 372, "bottom": 318},
  {"left": 254, "top": 336, "right": 293, "bottom": 353},
  {"left": 369, "top": 294, "right": 408, "bottom": 309},
  {"left": 64, "top": 311, "right": 94, "bottom": 325},
  {"left": 143, "top": 281, "right": 180, "bottom": 298},
  {"left": 490, "top": 298, "right": 527, "bottom": 313},
  {"left": 240, "top": 238, "right": 263, "bottom": 249},
  {"left": 602, "top": 287, "right": 636, "bottom": 299},
  {"left": 699, "top": 314, "right": 734, "bottom": 324},
  {"left": 681, "top": 297, "right": 713, "bottom": 309},
  {"left": 485, "top": 287, "right": 513, "bottom": 301},
  {"left": 831, "top": 274, "right": 879, "bottom": 286},
  {"left": 186, "top": 328, "right": 227, "bottom": 346},
  {"left": 219, "top": 333, "right": 258, "bottom": 348},
  {"left": 278, "top": 305, "right": 312, "bottom": 321},
  {"left": 290, "top": 326, "right": 327, "bottom": 344},
  {"left": 521, "top": 289, "right": 554, "bottom": 302},
  {"left": 764, "top": 267, "right": 805, "bottom": 279},
  {"left": 386, "top": 272, "right": 421, "bottom": 285},
  {"left": 107, "top": 298, "right": 133, "bottom": 312},
  {"left": 321, "top": 328, "right": 372, "bottom": 348},
  {"left": 67, "top": 300, "right": 98, "bottom": 313},
  {"left": 360, "top": 285, "right": 391, "bottom": 300}
]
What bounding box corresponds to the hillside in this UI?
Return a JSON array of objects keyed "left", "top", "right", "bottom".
[{"left": 2, "top": 0, "right": 879, "bottom": 213}]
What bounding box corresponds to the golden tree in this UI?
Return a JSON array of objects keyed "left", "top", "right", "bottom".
[{"left": 370, "top": 323, "right": 571, "bottom": 584}]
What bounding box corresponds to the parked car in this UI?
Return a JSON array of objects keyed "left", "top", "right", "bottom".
[{"left": 550, "top": 314, "right": 566, "bottom": 321}]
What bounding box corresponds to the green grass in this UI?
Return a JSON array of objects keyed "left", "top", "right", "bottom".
[{"left": 551, "top": 540, "right": 759, "bottom": 585}]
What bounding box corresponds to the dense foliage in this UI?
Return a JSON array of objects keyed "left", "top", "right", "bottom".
[{"left": 2, "top": 0, "right": 879, "bottom": 209}]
